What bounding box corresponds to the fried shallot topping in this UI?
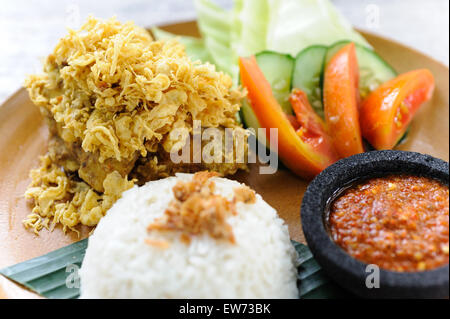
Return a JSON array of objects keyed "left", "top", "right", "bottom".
[
  {"left": 144, "top": 238, "right": 170, "bottom": 249},
  {"left": 233, "top": 185, "right": 256, "bottom": 204},
  {"left": 146, "top": 171, "right": 256, "bottom": 245}
]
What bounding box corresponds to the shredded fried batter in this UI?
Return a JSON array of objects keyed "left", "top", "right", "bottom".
[
  {"left": 24, "top": 155, "right": 134, "bottom": 234},
  {"left": 147, "top": 172, "right": 256, "bottom": 244},
  {"left": 26, "top": 17, "right": 243, "bottom": 163},
  {"left": 23, "top": 16, "right": 247, "bottom": 234}
]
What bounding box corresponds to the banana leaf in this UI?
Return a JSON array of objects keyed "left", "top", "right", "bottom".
[
  {"left": 0, "top": 239, "right": 87, "bottom": 299},
  {"left": 1, "top": 239, "right": 350, "bottom": 299}
]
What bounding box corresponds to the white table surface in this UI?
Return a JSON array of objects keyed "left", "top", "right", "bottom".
[{"left": 0, "top": 0, "right": 448, "bottom": 104}]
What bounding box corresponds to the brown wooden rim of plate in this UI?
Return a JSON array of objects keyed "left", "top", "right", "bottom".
[{"left": 0, "top": 20, "right": 448, "bottom": 299}]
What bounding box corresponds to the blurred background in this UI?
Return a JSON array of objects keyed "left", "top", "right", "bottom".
[{"left": 0, "top": 0, "right": 448, "bottom": 104}]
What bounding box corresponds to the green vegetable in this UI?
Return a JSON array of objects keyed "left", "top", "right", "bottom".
[
  {"left": 240, "top": 51, "right": 294, "bottom": 143},
  {"left": 265, "top": 0, "right": 370, "bottom": 56},
  {"left": 192, "top": 0, "right": 369, "bottom": 83},
  {"left": 255, "top": 51, "right": 295, "bottom": 114},
  {"left": 240, "top": 98, "right": 260, "bottom": 129},
  {"left": 151, "top": 27, "right": 212, "bottom": 63},
  {"left": 239, "top": 97, "right": 267, "bottom": 146},
  {"left": 0, "top": 239, "right": 87, "bottom": 299},
  {"left": 194, "top": 0, "right": 237, "bottom": 81},
  {"left": 0, "top": 238, "right": 350, "bottom": 299},
  {"left": 293, "top": 241, "right": 353, "bottom": 298},
  {"left": 292, "top": 45, "right": 328, "bottom": 117},
  {"left": 231, "top": 0, "right": 269, "bottom": 58},
  {"left": 240, "top": 51, "right": 294, "bottom": 125},
  {"left": 242, "top": 40, "right": 396, "bottom": 125},
  {"left": 325, "top": 40, "right": 397, "bottom": 99}
]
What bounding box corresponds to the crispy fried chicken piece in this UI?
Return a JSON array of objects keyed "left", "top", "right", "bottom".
[{"left": 131, "top": 127, "right": 248, "bottom": 185}]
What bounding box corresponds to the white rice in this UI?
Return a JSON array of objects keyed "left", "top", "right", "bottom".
[{"left": 79, "top": 174, "right": 299, "bottom": 298}]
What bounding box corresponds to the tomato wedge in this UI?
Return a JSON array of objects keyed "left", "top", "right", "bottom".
[
  {"left": 323, "top": 43, "right": 364, "bottom": 158},
  {"left": 290, "top": 89, "right": 338, "bottom": 163},
  {"left": 286, "top": 114, "right": 301, "bottom": 130},
  {"left": 360, "top": 69, "right": 435, "bottom": 149},
  {"left": 239, "top": 56, "right": 338, "bottom": 179}
]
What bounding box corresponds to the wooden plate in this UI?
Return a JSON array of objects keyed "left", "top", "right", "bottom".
[{"left": 0, "top": 21, "right": 448, "bottom": 298}]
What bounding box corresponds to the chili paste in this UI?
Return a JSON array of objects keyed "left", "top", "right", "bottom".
[{"left": 328, "top": 175, "right": 449, "bottom": 272}]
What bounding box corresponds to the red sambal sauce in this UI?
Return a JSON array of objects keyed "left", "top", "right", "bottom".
[{"left": 328, "top": 175, "right": 449, "bottom": 272}]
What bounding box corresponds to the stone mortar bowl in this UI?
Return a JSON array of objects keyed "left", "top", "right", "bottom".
[{"left": 301, "top": 150, "right": 449, "bottom": 298}]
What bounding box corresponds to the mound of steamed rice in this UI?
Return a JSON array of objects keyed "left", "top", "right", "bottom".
[{"left": 79, "top": 174, "right": 299, "bottom": 298}]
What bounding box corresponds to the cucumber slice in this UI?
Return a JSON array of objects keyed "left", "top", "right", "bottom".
[
  {"left": 325, "top": 40, "right": 397, "bottom": 99},
  {"left": 291, "top": 45, "right": 327, "bottom": 118},
  {"left": 239, "top": 98, "right": 268, "bottom": 146},
  {"left": 240, "top": 50, "right": 294, "bottom": 137},
  {"left": 255, "top": 51, "right": 295, "bottom": 114},
  {"left": 240, "top": 98, "right": 261, "bottom": 131}
]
